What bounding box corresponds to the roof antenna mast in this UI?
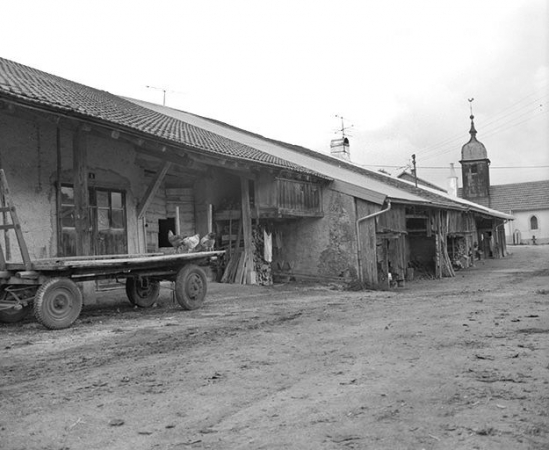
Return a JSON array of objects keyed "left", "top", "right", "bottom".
[
  {"left": 331, "top": 115, "right": 353, "bottom": 161},
  {"left": 335, "top": 115, "right": 353, "bottom": 139},
  {"left": 146, "top": 85, "right": 167, "bottom": 106}
]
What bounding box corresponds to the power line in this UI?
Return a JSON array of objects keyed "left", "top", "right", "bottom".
[
  {"left": 420, "top": 107, "right": 548, "bottom": 163},
  {"left": 415, "top": 87, "right": 549, "bottom": 162},
  {"left": 361, "top": 164, "right": 549, "bottom": 170}
]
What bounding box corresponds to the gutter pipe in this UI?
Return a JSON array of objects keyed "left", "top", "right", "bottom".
[{"left": 356, "top": 200, "right": 392, "bottom": 285}]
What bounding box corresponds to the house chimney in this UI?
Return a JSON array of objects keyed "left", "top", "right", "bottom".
[
  {"left": 330, "top": 137, "right": 350, "bottom": 160},
  {"left": 447, "top": 163, "right": 458, "bottom": 197}
]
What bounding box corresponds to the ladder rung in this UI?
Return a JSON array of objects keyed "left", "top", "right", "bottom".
[
  {"left": 0, "top": 206, "right": 12, "bottom": 213},
  {"left": 0, "top": 224, "right": 16, "bottom": 231}
]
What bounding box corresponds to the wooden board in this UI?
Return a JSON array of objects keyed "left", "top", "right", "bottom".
[{"left": 5, "top": 251, "right": 225, "bottom": 272}]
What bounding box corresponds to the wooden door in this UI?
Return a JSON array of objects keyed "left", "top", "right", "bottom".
[
  {"left": 59, "top": 185, "right": 127, "bottom": 256},
  {"left": 90, "top": 188, "right": 127, "bottom": 255}
]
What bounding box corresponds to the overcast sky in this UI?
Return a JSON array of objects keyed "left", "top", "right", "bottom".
[{"left": 2, "top": 0, "right": 548, "bottom": 189}]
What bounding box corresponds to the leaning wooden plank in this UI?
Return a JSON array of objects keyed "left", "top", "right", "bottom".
[
  {"left": 233, "top": 251, "right": 245, "bottom": 284},
  {"left": 221, "top": 250, "right": 238, "bottom": 283}
]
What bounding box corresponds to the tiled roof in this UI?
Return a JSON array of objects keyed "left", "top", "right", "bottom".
[
  {"left": 489, "top": 180, "right": 549, "bottom": 212},
  {"left": 135, "top": 101, "right": 512, "bottom": 218},
  {"left": 0, "top": 57, "right": 325, "bottom": 178}
]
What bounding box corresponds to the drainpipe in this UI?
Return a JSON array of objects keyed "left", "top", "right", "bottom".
[{"left": 356, "top": 200, "right": 392, "bottom": 285}]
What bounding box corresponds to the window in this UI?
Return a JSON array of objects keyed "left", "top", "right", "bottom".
[
  {"left": 530, "top": 215, "right": 538, "bottom": 230},
  {"left": 60, "top": 185, "right": 126, "bottom": 230},
  {"left": 91, "top": 188, "right": 126, "bottom": 230},
  {"left": 60, "top": 186, "right": 76, "bottom": 228}
]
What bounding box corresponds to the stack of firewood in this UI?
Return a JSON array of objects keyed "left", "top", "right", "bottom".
[{"left": 221, "top": 225, "right": 272, "bottom": 285}]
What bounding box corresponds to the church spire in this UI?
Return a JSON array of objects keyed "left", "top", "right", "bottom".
[
  {"left": 468, "top": 98, "right": 478, "bottom": 140},
  {"left": 460, "top": 98, "right": 491, "bottom": 205}
]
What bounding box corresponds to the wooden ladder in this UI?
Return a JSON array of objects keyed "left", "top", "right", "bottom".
[{"left": 0, "top": 169, "right": 32, "bottom": 271}]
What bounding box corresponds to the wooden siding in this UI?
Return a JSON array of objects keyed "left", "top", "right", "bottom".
[
  {"left": 377, "top": 204, "right": 407, "bottom": 233},
  {"left": 276, "top": 178, "right": 322, "bottom": 216},
  {"left": 447, "top": 210, "right": 475, "bottom": 235}
]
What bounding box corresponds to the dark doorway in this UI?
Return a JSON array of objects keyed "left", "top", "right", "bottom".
[{"left": 158, "top": 218, "right": 176, "bottom": 247}]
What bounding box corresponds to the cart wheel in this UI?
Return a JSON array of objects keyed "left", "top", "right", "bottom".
[
  {"left": 175, "top": 265, "right": 207, "bottom": 310},
  {"left": 34, "top": 278, "right": 83, "bottom": 330},
  {"left": 125, "top": 277, "right": 160, "bottom": 308}
]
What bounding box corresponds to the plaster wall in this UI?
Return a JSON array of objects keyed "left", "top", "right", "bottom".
[
  {"left": 85, "top": 133, "right": 143, "bottom": 254},
  {"left": 0, "top": 114, "right": 57, "bottom": 260},
  {"left": 0, "top": 113, "right": 146, "bottom": 260},
  {"left": 506, "top": 210, "right": 549, "bottom": 245},
  {"left": 275, "top": 188, "right": 358, "bottom": 279}
]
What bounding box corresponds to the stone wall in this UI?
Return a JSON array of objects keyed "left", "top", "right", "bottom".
[{"left": 274, "top": 188, "right": 358, "bottom": 280}]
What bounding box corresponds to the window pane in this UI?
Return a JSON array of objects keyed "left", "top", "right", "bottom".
[
  {"left": 97, "top": 191, "right": 109, "bottom": 208},
  {"left": 61, "top": 206, "right": 75, "bottom": 227},
  {"left": 61, "top": 186, "right": 74, "bottom": 205},
  {"left": 111, "top": 192, "right": 122, "bottom": 209},
  {"left": 98, "top": 209, "right": 109, "bottom": 230},
  {"left": 111, "top": 210, "right": 125, "bottom": 229}
]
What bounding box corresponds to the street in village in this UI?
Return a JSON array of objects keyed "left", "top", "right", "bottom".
[{"left": 1, "top": 245, "right": 548, "bottom": 450}]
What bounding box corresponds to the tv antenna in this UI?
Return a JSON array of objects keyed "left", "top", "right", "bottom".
[
  {"left": 334, "top": 115, "right": 353, "bottom": 139},
  {"left": 146, "top": 86, "right": 185, "bottom": 106}
]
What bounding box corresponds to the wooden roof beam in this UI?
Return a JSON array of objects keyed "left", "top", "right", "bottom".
[{"left": 137, "top": 161, "right": 172, "bottom": 219}]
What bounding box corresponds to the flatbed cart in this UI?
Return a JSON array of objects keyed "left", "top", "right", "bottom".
[
  {"left": 0, "top": 169, "right": 224, "bottom": 329},
  {"left": 0, "top": 251, "right": 224, "bottom": 329}
]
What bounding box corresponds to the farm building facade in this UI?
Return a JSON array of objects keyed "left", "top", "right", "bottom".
[{"left": 0, "top": 57, "right": 512, "bottom": 302}]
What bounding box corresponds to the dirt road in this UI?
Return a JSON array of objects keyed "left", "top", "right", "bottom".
[{"left": 1, "top": 245, "right": 548, "bottom": 450}]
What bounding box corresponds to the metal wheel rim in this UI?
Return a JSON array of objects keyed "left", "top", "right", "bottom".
[
  {"left": 45, "top": 287, "right": 76, "bottom": 320},
  {"left": 186, "top": 273, "right": 204, "bottom": 300}
]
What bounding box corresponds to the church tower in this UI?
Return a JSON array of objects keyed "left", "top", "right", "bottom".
[{"left": 459, "top": 105, "right": 491, "bottom": 207}]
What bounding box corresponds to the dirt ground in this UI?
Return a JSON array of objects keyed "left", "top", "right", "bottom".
[{"left": 1, "top": 245, "right": 548, "bottom": 450}]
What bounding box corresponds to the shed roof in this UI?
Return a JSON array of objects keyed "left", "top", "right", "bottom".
[{"left": 0, "top": 57, "right": 324, "bottom": 178}]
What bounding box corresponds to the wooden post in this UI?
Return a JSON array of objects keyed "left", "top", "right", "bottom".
[
  {"left": 240, "top": 176, "right": 256, "bottom": 284},
  {"left": 175, "top": 206, "right": 181, "bottom": 236},
  {"left": 73, "top": 128, "right": 91, "bottom": 256},
  {"left": 435, "top": 211, "right": 441, "bottom": 279},
  {"left": 56, "top": 126, "right": 63, "bottom": 256}
]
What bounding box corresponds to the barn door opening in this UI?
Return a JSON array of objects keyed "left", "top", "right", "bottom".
[{"left": 158, "top": 218, "right": 175, "bottom": 248}]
